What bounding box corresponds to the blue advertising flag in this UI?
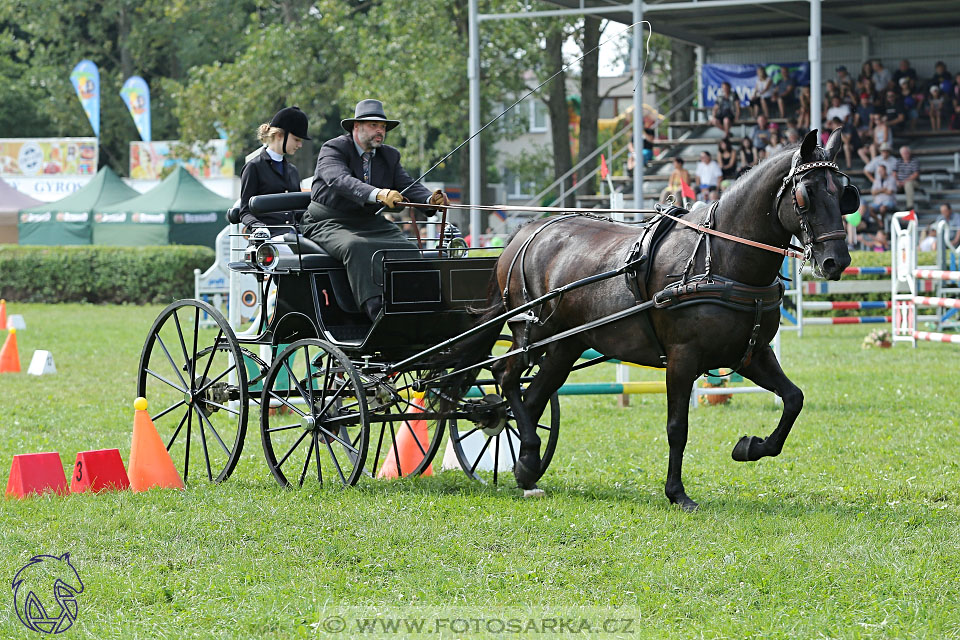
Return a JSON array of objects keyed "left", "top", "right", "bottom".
[
  {"left": 120, "top": 76, "right": 152, "bottom": 142},
  {"left": 70, "top": 60, "right": 100, "bottom": 137},
  {"left": 702, "top": 62, "right": 810, "bottom": 108}
]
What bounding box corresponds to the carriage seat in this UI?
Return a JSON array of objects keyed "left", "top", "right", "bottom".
[{"left": 277, "top": 233, "right": 344, "bottom": 269}]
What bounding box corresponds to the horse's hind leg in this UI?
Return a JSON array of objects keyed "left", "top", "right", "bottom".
[{"left": 731, "top": 344, "right": 803, "bottom": 462}]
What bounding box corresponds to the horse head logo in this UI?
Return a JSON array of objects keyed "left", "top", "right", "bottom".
[{"left": 12, "top": 553, "right": 84, "bottom": 634}]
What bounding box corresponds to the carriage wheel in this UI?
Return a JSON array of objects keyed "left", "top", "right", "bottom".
[
  {"left": 448, "top": 358, "right": 560, "bottom": 485},
  {"left": 359, "top": 369, "right": 448, "bottom": 480},
  {"left": 137, "top": 299, "right": 248, "bottom": 483},
  {"left": 260, "top": 339, "right": 369, "bottom": 487}
]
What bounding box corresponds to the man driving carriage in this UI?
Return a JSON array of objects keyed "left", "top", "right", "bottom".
[{"left": 300, "top": 99, "right": 448, "bottom": 320}]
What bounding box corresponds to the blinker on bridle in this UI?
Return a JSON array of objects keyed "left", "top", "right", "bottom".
[{"left": 774, "top": 155, "right": 859, "bottom": 250}]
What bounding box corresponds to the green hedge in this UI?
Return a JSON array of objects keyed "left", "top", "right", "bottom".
[{"left": 0, "top": 245, "right": 216, "bottom": 304}]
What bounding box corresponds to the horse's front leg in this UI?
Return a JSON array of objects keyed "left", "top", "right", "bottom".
[
  {"left": 731, "top": 344, "right": 803, "bottom": 462},
  {"left": 664, "top": 359, "right": 700, "bottom": 511}
]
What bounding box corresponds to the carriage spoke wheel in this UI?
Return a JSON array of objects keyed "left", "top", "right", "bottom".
[
  {"left": 260, "top": 339, "right": 369, "bottom": 488},
  {"left": 137, "top": 299, "right": 248, "bottom": 483},
  {"left": 359, "top": 369, "right": 447, "bottom": 480},
  {"left": 448, "top": 358, "right": 560, "bottom": 486}
]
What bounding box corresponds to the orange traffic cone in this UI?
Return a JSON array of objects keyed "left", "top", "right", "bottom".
[
  {"left": 127, "top": 397, "right": 184, "bottom": 492},
  {"left": 0, "top": 299, "right": 6, "bottom": 329},
  {"left": 378, "top": 395, "right": 434, "bottom": 479},
  {"left": 0, "top": 328, "right": 20, "bottom": 373}
]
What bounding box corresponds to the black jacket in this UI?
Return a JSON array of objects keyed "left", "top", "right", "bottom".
[
  {"left": 239, "top": 148, "right": 302, "bottom": 230},
  {"left": 309, "top": 134, "right": 431, "bottom": 216}
]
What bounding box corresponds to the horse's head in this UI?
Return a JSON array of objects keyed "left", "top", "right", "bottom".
[{"left": 775, "top": 129, "right": 856, "bottom": 280}]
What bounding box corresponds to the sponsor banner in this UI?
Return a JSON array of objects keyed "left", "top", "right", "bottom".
[
  {"left": 130, "top": 140, "right": 234, "bottom": 180},
  {"left": 70, "top": 60, "right": 100, "bottom": 137},
  {"left": 173, "top": 212, "right": 218, "bottom": 224},
  {"left": 4, "top": 176, "right": 95, "bottom": 202},
  {"left": 20, "top": 211, "right": 90, "bottom": 223},
  {"left": 701, "top": 62, "right": 810, "bottom": 107},
  {"left": 131, "top": 212, "right": 166, "bottom": 224},
  {"left": 120, "top": 76, "right": 151, "bottom": 142},
  {"left": 94, "top": 213, "right": 127, "bottom": 223},
  {"left": 0, "top": 139, "right": 98, "bottom": 177}
]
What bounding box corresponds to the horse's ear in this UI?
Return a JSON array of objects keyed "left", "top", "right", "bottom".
[
  {"left": 800, "top": 129, "right": 819, "bottom": 160},
  {"left": 824, "top": 128, "right": 843, "bottom": 161}
]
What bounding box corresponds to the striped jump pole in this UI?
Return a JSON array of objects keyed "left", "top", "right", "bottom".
[
  {"left": 803, "top": 316, "right": 892, "bottom": 325},
  {"left": 914, "top": 331, "right": 960, "bottom": 345},
  {"left": 801, "top": 300, "right": 891, "bottom": 311}
]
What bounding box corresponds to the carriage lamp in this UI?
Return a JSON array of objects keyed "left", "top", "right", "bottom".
[{"left": 255, "top": 242, "right": 279, "bottom": 270}]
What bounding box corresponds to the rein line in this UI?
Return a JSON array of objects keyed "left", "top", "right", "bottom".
[{"left": 405, "top": 201, "right": 805, "bottom": 260}]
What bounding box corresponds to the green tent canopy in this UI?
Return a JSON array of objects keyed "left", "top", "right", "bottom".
[
  {"left": 94, "top": 166, "right": 234, "bottom": 249},
  {"left": 18, "top": 166, "right": 139, "bottom": 245}
]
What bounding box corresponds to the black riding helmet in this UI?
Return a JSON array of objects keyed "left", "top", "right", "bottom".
[{"left": 269, "top": 106, "right": 311, "bottom": 154}]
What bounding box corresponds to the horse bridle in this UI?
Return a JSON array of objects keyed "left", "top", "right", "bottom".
[{"left": 774, "top": 154, "right": 859, "bottom": 256}]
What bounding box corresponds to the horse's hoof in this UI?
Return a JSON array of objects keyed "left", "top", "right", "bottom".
[
  {"left": 514, "top": 458, "right": 540, "bottom": 490},
  {"left": 523, "top": 488, "right": 545, "bottom": 499},
  {"left": 677, "top": 498, "right": 699, "bottom": 512},
  {"left": 732, "top": 435, "right": 764, "bottom": 462}
]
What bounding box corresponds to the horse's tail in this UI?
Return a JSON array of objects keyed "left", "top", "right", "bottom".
[{"left": 430, "top": 269, "right": 505, "bottom": 406}]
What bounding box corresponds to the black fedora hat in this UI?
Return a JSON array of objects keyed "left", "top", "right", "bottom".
[
  {"left": 270, "top": 106, "right": 311, "bottom": 140},
  {"left": 340, "top": 99, "right": 400, "bottom": 133}
]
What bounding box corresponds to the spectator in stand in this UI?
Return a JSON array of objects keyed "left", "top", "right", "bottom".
[
  {"left": 749, "top": 66, "right": 774, "bottom": 119},
  {"left": 892, "top": 59, "right": 917, "bottom": 93},
  {"left": 883, "top": 89, "right": 907, "bottom": 132},
  {"left": 858, "top": 77, "right": 877, "bottom": 106},
  {"left": 869, "top": 229, "right": 890, "bottom": 252},
  {"left": 872, "top": 59, "right": 892, "bottom": 93},
  {"left": 928, "top": 85, "right": 945, "bottom": 131},
  {"left": 898, "top": 77, "right": 920, "bottom": 131},
  {"left": 836, "top": 65, "right": 855, "bottom": 95},
  {"left": 659, "top": 157, "right": 691, "bottom": 204},
  {"left": 766, "top": 131, "right": 785, "bottom": 157},
  {"left": 738, "top": 137, "right": 758, "bottom": 175},
  {"left": 864, "top": 142, "right": 898, "bottom": 183},
  {"left": 717, "top": 138, "right": 738, "bottom": 181},
  {"left": 773, "top": 65, "right": 796, "bottom": 119},
  {"left": 822, "top": 80, "right": 840, "bottom": 114},
  {"left": 796, "top": 85, "right": 811, "bottom": 131},
  {"left": 785, "top": 127, "right": 801, "bottom": 146},
  {"left": 750, "top": 114, "right": 773, "bottom": 151},
  {"left": 710, "top": 81, "right": 740, "bottom": 138},
  {"left": 855, "top": 202, "right": 880, "bottom": 245},
  {"left": 895, "top": 145, "right": 920, "bottom": 210},
  {"left": 950, "top": 74, "right": 960, "bottom": 130},
  {"left": 919, "top": 226, "right": 937, "bottom": 252},
  {"left": 826, "top": 95, "right": 852, "bottom": 124},
  {"left": 939, "top": 203, "right": 960, "bottom": 247},
  {"left": 695, "top": 151, "right": 723, "bottom": 198},
  {"left": 866, "top": 115, "right": 893, "bottom": 161},
  {"left": 869, "top": 163, "right": 898, "bottom": 229},
  {"left": 853, "top": 94, "right": 875, "bottom": 162},
  {"left": 930, "top": 61, "right": 953, "bottom": 93},
  {"left": 858, "top": 61, "right": 875, "bottom": 89},
  {"left": 830, "top": 116, "right": 860, "bottom": 170}
]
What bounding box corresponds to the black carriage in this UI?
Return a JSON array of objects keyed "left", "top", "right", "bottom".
[{"left": 137, "top": 193, "right": 559, "bottom": 488}]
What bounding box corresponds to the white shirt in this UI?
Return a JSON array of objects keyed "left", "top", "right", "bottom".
[
  {"left": 695, "top": 160, "right": 722, "bottom": 187},
  {"left": 826, "top": 104, "right": 851, "bottom": 123}
]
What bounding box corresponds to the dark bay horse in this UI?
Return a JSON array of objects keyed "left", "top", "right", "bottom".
[{"left": 458, "top": 129, "right": 855, "bottom": 510}]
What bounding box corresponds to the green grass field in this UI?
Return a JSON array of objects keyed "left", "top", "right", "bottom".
[{"left": 1, "top": 303, "right": 959, "bottom": 638}]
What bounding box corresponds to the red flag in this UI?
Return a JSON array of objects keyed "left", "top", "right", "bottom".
[
  {"left": 600, "top": 154, "right": 609, "bottom": 180},
  {"left": 680, "top": 177, "right": 696, "bottom": 201},
  {"left": 903, "top": 209, "right": 917, "bottom": 221}
]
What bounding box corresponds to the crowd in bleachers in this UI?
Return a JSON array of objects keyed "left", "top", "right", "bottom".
[{"left": 689, "top": 57, "right": 960, "bottom": 251}]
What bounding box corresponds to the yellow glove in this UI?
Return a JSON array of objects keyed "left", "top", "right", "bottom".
[
  {"left": 428, "top": 189, "right": 449, "bottom": 207},
  {"left": 376, "top": 189, "right": 405, "bottom": 209}
]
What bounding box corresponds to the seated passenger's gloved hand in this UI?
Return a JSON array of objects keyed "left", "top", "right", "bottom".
[
  {"left": 376, "top": 189, "right": 405, "bottom": 209},
  {"left": 428, "top": 189, "right": 449, "bottom": 207},
  {"left": 249, "top": 227, "right": 271, "bottom": 242}
]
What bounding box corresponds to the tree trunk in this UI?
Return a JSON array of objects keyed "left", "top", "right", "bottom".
[
  {"left": 118, "top": 4, "right": 133, "bottom": 80},
  {"left": 545, "top": 29, "right": 572, "bottom": 208},
  {"left": 578, "top": 17, "right": 601, "bottom": 197},
  {"left": 670, "top": 40, "right": 696, "bottom": 120}
]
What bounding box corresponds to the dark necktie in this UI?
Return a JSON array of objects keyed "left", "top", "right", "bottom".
[
  {"left": 272, "top": 159, "right": 283, "bottom": 175},
  {"left": 362, "top": 152, "right": 372, "bottom": 183}
]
